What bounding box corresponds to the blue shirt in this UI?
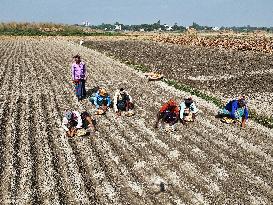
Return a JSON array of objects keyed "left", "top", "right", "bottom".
[
  {"left": 94, "top": 91, "right": 111, "bottom": 108},
  {"left": 225, "top": 100, "right": 249, "bottom": 119}
]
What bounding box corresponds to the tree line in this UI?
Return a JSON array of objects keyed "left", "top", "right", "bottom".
[{"left": 86, "top": 21, "right": 273, "bottom": 32}]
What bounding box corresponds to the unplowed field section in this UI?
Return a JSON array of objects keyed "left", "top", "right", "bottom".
[
  {"left": 85, "top": 40, "right": 273, "bottom": 117},
  {"left": 0, "top": 38, "right": 273, "bottom": 205}
]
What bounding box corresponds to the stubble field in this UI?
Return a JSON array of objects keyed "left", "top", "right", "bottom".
[{"left": 0, "top": 37, "right": 273, "bottom": 204}]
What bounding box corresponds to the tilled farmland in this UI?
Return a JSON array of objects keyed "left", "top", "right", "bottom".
[
  {"left": 0, "top": 37, "right": 273, "bottom": 205},
  {"left": 84, "top": 39, "right": 273, "bottom": 118},
  {"left": 152, "top": 34, "right": 273, "bottom": 54}
]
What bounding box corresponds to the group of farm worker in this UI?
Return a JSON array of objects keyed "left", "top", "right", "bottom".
[
  {"left": 62, "top": 86, "right": 134, "bottom": 137},
  {"left": 63, "top": 54, "right": 249, "bottom": 137},
  {"left": 63, "top": 54, "right": 134, "bottom": 136},
  {"left": 154, "top": 95, "right": 249, "bottom": 129},
  {"left": 154, "top": 97, "right": 199, "bottom": 131}
]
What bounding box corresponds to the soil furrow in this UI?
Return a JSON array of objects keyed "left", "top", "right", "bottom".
[
  {"left": 0, "top": 96, "right": 20, "bottom": 204},
  {"left": 0, "top": 38, "right": 272, "bottom": 204}
]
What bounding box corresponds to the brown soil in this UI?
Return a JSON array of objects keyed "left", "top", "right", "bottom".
[
  {"left": 0, "top": 37, "right": 272, "bottom": 204},
  {"left": 84, "top": 40, "right": 273, "bottom": 117}
]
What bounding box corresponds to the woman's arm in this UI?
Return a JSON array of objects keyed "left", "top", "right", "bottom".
[
  {"left": 106, "top": 95, "right": 111, "bottom": 107},
  {"left": 74, "top": 111, "right": 83, "bottom": 128},
  {"left": 62, "top": 117, "right": 69, "bottom": 131},
  {"left": 113, "top": 92, "right": 118, "bottom": 112},
  {"left": 179, "top": 103, "right": 186, "bottom": 119},
  {"left": 83, "top": 63, "right": 87, "bottom": 80}
]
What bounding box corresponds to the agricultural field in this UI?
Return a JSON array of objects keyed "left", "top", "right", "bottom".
[
  {"left": 84, "top": 39, "right": 273, "bottom": 119},
  {"left": 0, "top": 37, "right": 273, "bottom": 204}
]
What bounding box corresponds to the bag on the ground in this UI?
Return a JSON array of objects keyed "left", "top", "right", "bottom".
[
  {"left": 221, "top": 117, "right": 236, "bottom": 124},
  {"left": 183, "top": 108, "right": 194, "bottom": 122},
  {"left": 76, "top": 128, "right": 87, "bottom": 137},
  {"left": 96, "top": 109, "right": 105, "bottom": 115},
  {"left": 125, "top": 110, "right": 135, "bottom": 117}
]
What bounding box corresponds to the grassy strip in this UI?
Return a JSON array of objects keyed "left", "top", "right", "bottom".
[
  {"left": 0, "top": 29, "right": 124, "bottom": 36},
  {"left": 84, "top": 44, "right": 273, "bottom": 129},
  {"left": 124, "top": 61, "right": 150, "bottom": 72},
  {"left": 163, "top": 78, "right": 224, "bottom": 108},
  {"left": 250, "top": 111, "right": 273, "bottom": 128}
]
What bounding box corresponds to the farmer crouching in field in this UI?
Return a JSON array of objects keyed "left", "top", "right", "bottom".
[
  {"left": 218, "top": 96, "right": 249, "bottom": 128},
  {"left": 154, "top": 99, "right": 179, "bottom": 131},
  {"left": 71, "top": 54, "right": 87, "bottom": 101},
  {"left": 62, "top": 111, "right": 96, "bottom": 137},
  {"left": 89, "top": 87, "right": 112, "bottom": 114},
  {"left": 180, "top": 96, "right": 198, "bottom": 124},
  {"left": 113, "top": 88, "right": 134, "bottom": 116}
]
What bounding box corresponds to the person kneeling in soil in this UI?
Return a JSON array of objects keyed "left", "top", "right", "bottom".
[
  {"left": 62, "top": 111, "right": 96, "bottom": 137},
  {"left": 218, "top": 96, "right": 249, "bottom": 128},
  {"left": 89, "top": 87, "right": 112, "bottom": 114},
  {"left": 180, "top": 96, "right": 198, "bottom": 124},
  {"left": 154, "top": 99, "right": 179, "bottom": 131},
  {"left": 113, "top": 88, "right": 134, "bottom": 116}
]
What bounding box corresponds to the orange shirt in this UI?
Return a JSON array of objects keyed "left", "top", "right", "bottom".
[{"left": 159, "top": 103, "right": 179, "bottom": 116}]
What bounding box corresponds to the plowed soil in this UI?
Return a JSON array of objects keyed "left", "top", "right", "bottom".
[
  {"left": 0, "top": 37, "right": 273, "bottom": 205},
  {"left": 84, "top": 40, "right": 273, "bottom": 118}
]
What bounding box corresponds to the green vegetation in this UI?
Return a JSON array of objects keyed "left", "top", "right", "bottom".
[
  {"left": 0, "top": 22, "right": 124, "bottom": 36},
  {"left": 89, "top": 20, "right": 273, "bottom": 33},
  {"left": 163, "top": 79, "right": 224, "bottom": 108},
  {"left": 90, "top": 21, "right": 186, "bottom": 32},
  {"left": 250, "top": 111, "right": 273, "bottom": 128},
  {"left": 124, "top": 61, "right": 150, "bottom": 72}
]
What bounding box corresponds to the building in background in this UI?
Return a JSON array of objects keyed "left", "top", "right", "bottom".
[
  {"left": 82, "top": 21, "right": 90, "bottom": 27},
  {"left": 115, "top": 24, "right": 122, "bottom": 30}
]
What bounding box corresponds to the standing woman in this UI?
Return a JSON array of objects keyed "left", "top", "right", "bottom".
[{"left": 71, "top": 54, "right": 87, "bottom": 101}]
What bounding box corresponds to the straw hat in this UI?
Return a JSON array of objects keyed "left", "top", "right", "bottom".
[{"left": 99, "top": 88, "right": 107, "bottom": 96}]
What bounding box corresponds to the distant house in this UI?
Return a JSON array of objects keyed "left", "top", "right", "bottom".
[
  {"left": 162, "top": 24, "right": 173, "bottom": 31},
  {"left": 140, "top": 28, "right": 145, "bottom": 32},
  {"left": 166, "top": 26, "right": 173, "bottom": 31},
  {"left": 212, "top": 27, "right": 220, "bottom": 31},
  {"left": 82, "top": 21, "right": 90, "bottom": 27},
  {"left": 115, "top": 25, "right": 122, "bottom": 30}
]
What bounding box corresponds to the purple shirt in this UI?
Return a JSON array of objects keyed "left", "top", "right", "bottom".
[{"left": 71, "top": 62, "right": 86, "bottom": 80}]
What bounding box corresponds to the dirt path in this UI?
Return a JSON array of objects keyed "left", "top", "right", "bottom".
[{"left": 0, "top": 38, "right": 272, "bottom": 204}]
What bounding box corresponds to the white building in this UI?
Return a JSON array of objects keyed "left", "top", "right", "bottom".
[
  {"left": 166, "top": 26, "right": 173, "bottom": 31},
  {"left": 115, "top": 25, "right": 122, "bottom": 30},
  {"left": 212, "top": 27, "right": 220, "bottom": 31},
  {"left": 82, "top": 21, "right": 90, "bottom": 27}
]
